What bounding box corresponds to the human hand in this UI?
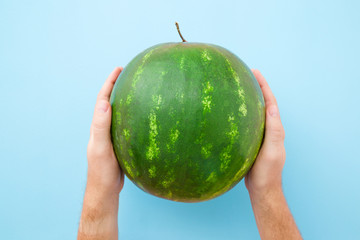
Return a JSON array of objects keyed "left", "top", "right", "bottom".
[
  {"left": 245, "top": 69, "right": 286, "bottom": 197},
  {"left": 86, "top": 67, "right": 125, "bottom": 196},
  {"left": 245, "top": 70, "right": 302, "bottom": 239},
  {"left": 78, "top": 67, "right": 124, "bottom": 240}
]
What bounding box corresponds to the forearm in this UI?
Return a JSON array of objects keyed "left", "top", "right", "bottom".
[
  {"left": 249, "top": 187, "right": 302, "bottom": 240},
  {"left": 78, "top": 185, "right": 119, "bottom": 240}
]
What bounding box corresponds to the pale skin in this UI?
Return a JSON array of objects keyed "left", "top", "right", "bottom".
[{"left": 78, "top": 67, "right": 302, "bottom": 240}]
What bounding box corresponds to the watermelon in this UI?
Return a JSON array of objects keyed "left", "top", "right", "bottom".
[{"left": 110, "top": 39, "right": 265, "bottom": 202}]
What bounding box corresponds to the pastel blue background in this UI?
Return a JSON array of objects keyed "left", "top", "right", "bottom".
[{"left": 1, "top": 0, "right": 359, "bottom": 239}]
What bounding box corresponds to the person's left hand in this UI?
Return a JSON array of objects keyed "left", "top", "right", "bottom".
[
  {"left": 86, "top": 67, "right": 125, "bottom": 196},
  {"left": 78, "top": 67, "right": 124, "bottom": 239}
]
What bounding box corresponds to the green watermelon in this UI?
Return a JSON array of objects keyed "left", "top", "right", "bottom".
[{"left": 110, "top": 40, "right": 265, "bottom": 203}]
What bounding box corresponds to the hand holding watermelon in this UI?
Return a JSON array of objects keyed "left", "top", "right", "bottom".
[
  {"left": 78, "top": 67, "right": 301, "bottom": 240},
  {"left": 86, "top": 67, "right": 125, "bottom": 196},
  {"left": 245, "top": 69, "right": 286, "bottom": 197},
  {"left": 78, "top": 67, "right": 125, "bottom": 240},
  {"left": 78, "top": 23, "right": 301, "bottom": 239},
  {"left": 244, "top": 70, "right": 301, "bottom": 239}
]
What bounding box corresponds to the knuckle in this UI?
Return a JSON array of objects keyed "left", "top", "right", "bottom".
[
  {"left": 89, "top": 125, "right": 99, "bottom": 139},
  {"left": 268, "top": 151, "right": 281, "bottom": 162},
  {"left": 269, "top": 126, "right": 285, "bottom": 142},
  {"left": 266, "top": 153, "right": 278, "bottom": 163},
  {"left": 90, "top": 118, "right": 108, "bottom": 134},
  {"left": 96, "top": 91, "right": 104, "bottom": 100},
  {"left": 91, "top": 120, "right": 103, "bottom": 132},
  {"left": 87, "top": 142, "right": 107, "bottom": 160},
  {"left": 266, "top": 147, "right": 286, "bottom": 163}
]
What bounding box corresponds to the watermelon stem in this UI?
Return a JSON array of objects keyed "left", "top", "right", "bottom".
[{"left": 175, "top": 22, "right": 187, "bottom": 42}]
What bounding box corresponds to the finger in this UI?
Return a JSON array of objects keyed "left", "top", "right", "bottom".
[
  {"left": 252, "top": 69, "right": 285, "bottom": 145},
  {"left": 252, "top": 69, "right": 277, "bottom": 108},
  {"left": 90, "top": 100, "right": 112, "bottom": 143},
  {"left": 264, "top": 104, "right": 285, "bottom": 145},
  {"left": 97, "top": 67, "right": 123, "bottom": 101},
  {"left": 90, "top": 67, "right": 122, "bottom": 141}
]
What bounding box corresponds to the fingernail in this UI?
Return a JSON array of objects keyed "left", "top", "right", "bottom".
[
  {"left": 268, "top": 105, "right": 279, "bottom": 117},
  {"left": 97, "top": 101, "right": 109, "bottom": 113}
]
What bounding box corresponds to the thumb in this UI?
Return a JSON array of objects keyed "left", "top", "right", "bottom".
[
  {"left": 264, "top": 104, "right": 285, "bottom": 145},
  {"left": 90, "top": 100, "right": 112, "bottom": 143}
]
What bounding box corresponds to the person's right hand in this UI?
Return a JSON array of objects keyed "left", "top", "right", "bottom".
[
  {"left": 86, "top": 67, "right": 125, "bottom": 196},
  {"left": 78, "top": 67, "right": 124, "bottom": 240},
  {"left": 245, "top": 69, "right": 286, "bottom": 197},
  {"left": 245, "top": 70, "right": 302, "bottom": 240}
]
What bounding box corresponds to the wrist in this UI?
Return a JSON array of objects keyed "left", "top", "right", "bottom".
[
  {"left": 84, "top": 182, "right": 120, "bottom": 209},
  {"left": 248, "top": 184, "right": 283, "bottom": 204},
  {"left": 86, "top": 166, "right": 123, "bottom": 196}
]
